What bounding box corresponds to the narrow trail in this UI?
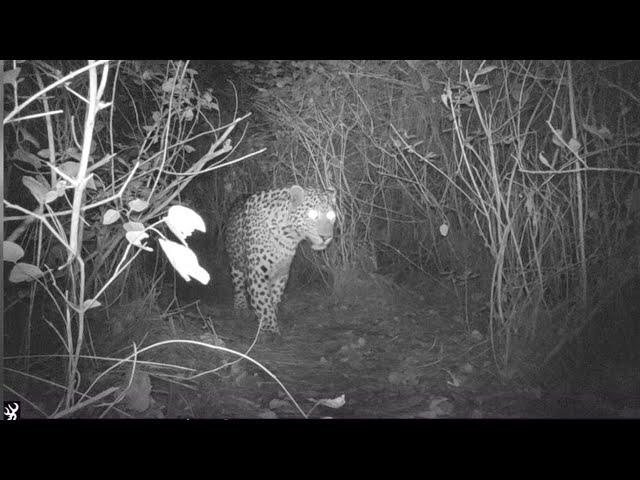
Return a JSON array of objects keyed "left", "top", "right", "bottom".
[{"left": 145, "top": 285, "right": 640, "bottom": 419}]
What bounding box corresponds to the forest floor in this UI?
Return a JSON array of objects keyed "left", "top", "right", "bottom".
[
  {"left": 126, "top": 275, "right": 640, "bottom": 420},
  {"left": 8, "top": 272, "right": 640, "bottom": 419}
]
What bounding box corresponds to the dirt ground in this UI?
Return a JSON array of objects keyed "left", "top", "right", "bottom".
[
  {"left": 7, "top": 273, "right": 640, "bottom": 419},
  {"left": 117, "top": 277, "right": 640, "bottom": 420}
]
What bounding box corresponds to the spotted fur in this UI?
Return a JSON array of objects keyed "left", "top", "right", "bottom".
[{"left": 225, "top": 185, "right": 337, "bottom": 334}]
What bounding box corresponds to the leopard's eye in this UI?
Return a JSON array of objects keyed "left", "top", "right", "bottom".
[
  {"left": 326, "top": 210, "right": 336, "bottom": 222},
  {"left": 307, "top": 209, "right": 319, "bottom": 220}
]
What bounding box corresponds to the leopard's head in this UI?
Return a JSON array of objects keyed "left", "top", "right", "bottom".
[{"left": 288, "top": 185, "right": 337, "bottom": 250}]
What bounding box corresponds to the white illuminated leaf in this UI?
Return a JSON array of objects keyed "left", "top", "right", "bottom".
[
  {"left": 13, "top": 149, "right": 42, "bottom": 167},
  {"left": 22, "top": 176, "right": 49, "bottom": 203},
  {"left": 45, "top": 189, "right": 61, "bottom": 204},
  {"left": 59, "top": 161, "right": 80, "bottom": 177},
  {"left": 128, "top": 198, "right": 149, "bottom": 212},
  {"left": 9, "top": 263, "right": 44, "bottom": 283},
  {"left": 439, "top": 224, "right": 449, "bottom": 237},
  {"left": 102, "top": 209, "right": 121, "bottom": 225},
  {"left": 3, "top": 241, "right": 25, "bottom": 263},
  {"left": 164, "top": 205, "right": 206, "bottom": 242},
  {"left": 551, "top": 128, "right": 565, "bottom": 148},
  {"left": 2, "top": 68, "right": 21, "bottom": 84},
  {"left": 538, "top": 153, "right": 551, "bottom": 168},
  {"left": 568, "top": 138, "right": 581, "bottom": 153},
  {"left": 82, "top": 299, "right": 102, "bottom": 310},
  {"left": 126, "top": 231, "right": 153, "bottom": 252},
  {"left": 159, "top": 238, "right": 210, "bottom": 284},
  {"left": 123, "top": 221, "right": 144, "bottom": 232},
  {"left": 85, "top": 173, "right": 97, "bottom": 190},
  {"left": 55, "top": 180, "right": 68, "bottom": 194},
  {"left": 59, "top": 161, "right": 96, "bottom": 189}
]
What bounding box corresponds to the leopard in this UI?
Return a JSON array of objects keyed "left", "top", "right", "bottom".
[{"left": 224, "top": 185, "right": 337, "bottom": 335}]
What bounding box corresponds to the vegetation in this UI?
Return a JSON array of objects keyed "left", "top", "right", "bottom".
[{"left": 3, "top": 60, "right": 640, "bottom": 417}]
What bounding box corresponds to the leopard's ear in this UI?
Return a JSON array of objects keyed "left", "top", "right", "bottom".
[{"left": 289, "top": 185, "right": 305, "bottom": 209}]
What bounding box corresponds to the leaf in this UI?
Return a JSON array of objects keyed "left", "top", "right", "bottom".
[
  {"left": 161, "top": 78, "right": 176, "bottom": 92},
  {"left": 13, "top": 149, "right": 42, "bottom": 168},
  {"left": 159, "top": 238, "right": 210, "bottom": 284},
  {"left": 85, "top": 174, "right": 97, "bottom": 190},
  {"left": 312, "top": 394, "right": 346, "bottom": 409},
  {"left": 164, "top": 205, "right": 206, "bottom": 242},
  {"left": 583, "top": 122, "right": 613, "bottom": 141},
  {"left": 439, "top": 224, "right": 449, "bottom": 237},
  {"left": 538, "top": 153, "right": 551, "bottom": 168},
  {"left": 102, "top": 209, "right": 121, "bottom": 225},
  {"left": 59, "top": 161, "right": 80, "bottom": 177},
  {"left": 126, "top": 231, "right": 153, "bottom": 252},
  {"left": 18, "top": 127, "right": 40, "bottom": 148},
  {"left": 37, "top": 149, "right": 50, "bottom": 158},
  {"left": 55, "top": 180, "right": 68, "bottom": 195},
  {"left": 568, "top": 138, "right": 581, "bottom": 153},
  {"left": 3, "top": 241, "right": 25, "bottom": 263},
  {"left": 476, "top": 65, "right": 497, "bottom": 77},
  {"left": 57, "top": 161, "right": 96, "bottom": 189},
  {"left": 549, "top": 126, "right": 566, "bottom": 148},
  {"left": 82, "top": 299, "right": 102, "bottom": 310},
  {"left": 183, "top": 145, "right": 195, "bottom": 153},
  {"left": 128, "top": 199, "right": 149, "bottom": 212},
  {"left": 258, "top": 410, "right": 278, "bottom": 419},
  {"left": 9, "top": 263, "right": 44, "bottom": 283},
  {"left": 470, "top": 84, "right": 492, "bottom": 93},
  {"left": 123, "top": 221, "right": 145, "bottom": 232},
  {"left": 45, "top": 189, "right": 61, "bottom": 204},
  {"left": 551, "top": 136, "right": 564, "bottom": 149},
  {"left": 22, "top": 176, "right": 49, "bottom": 203},
  {"left": 597, "top": 126, "right": 613, "bottom": 141},
  {"left": 65, "top": 148, "right": 83, "bottom": 162},
  {"left": 2, "top": 68, "right": 21, "bottom": 84}
]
